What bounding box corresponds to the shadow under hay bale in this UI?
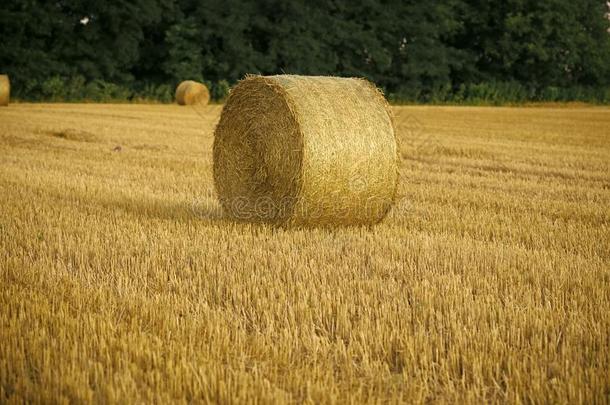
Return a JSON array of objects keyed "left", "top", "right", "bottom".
[
  {"left": 213, "top": 74, "right": 399, "bottom": 227},
  {"left": 0, "top": 75, "right": 9, "bottom": 106},
  {"left": 175, "top": 80, "right": 210, "bottom": 106}
]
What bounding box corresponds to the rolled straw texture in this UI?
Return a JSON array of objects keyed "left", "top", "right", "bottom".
[
  {"left": 175, "top": 80, "right": 209, "bottom": 105},
  {"left": 213, "top": 75, "right": 398, "bottom": 226},
  {"left": 0, "top": 75, "right": 10, "bottom": 106}
]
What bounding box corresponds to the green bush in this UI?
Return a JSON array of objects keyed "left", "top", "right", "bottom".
[
  {"left": 211, "top": 80, "right": 230, "bottom": 102},
  {"left": 540, "top": 86, "right": 561, "bottom": 102},
  {"left": 13, "top": 76, "right": 610, "bottom": 105},
  {"left": 83, "top": 80, "right": 132, "bottom": 102},
  {"left": 602, "top": 88, "right": 610, "bottom": 103},
  {"left": 65, "top": 76, "right": 87, "bottom": 100},
  {"left": 461, "top": 81, "right": 529, "bottom": 104},
  {"left": 135, "top": 83, "right": 173, "bottom": 103},
  {"left": 41, "top": 76, "right": 67, "bottom": 101},
  {"left": 428, "top": 82, "right": 453, "bottom": 104}
]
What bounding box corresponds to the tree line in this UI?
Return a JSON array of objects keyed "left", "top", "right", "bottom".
[{"left": 1, "top": 0, "right": 610, "bottom": 103}]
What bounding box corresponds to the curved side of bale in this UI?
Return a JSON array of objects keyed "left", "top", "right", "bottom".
[
  {"left": 175, "top": 80, "right": 210, "bottom": 106},
  {"left": 0, "top": 75, "right": 10, "bottom": 106},
  {"left": 213, "top": 74, "right": 398, "bottom": 227},
  {"left": 175, "top": 81, "right": 192, "bottom": 105}
]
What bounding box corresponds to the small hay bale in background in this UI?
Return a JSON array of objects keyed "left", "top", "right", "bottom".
[
  {"left": 0, "top": 75, "right": 10, "bottom": 106},
  {"left": 213, "top": 74, "right": 398, "bottom": 227},
  {"left": 175, "top": 80, "right": 209, "bottom": 106}
]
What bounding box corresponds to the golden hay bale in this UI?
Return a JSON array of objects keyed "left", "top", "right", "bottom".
[
  {"left": 213, "top": 74, "right": 398, "bottom": 227},
  {"left": 0, "top": 75, "right": 9, "bottom": 106},
  {"left": 175, "top": 80, "right": 209, "bottom": 105}
]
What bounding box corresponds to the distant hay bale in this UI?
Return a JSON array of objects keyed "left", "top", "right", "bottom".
[
  {"left": 213, "top": 74, "right": 398, "bottom": 227},
  {"left": 0, "top": 75, "right": 9, "bottom": 106},
  {"left": 175, "top": 80, "right": 209, "bottom": 106}
]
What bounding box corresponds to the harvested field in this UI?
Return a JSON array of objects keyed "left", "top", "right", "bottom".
[{"left": 1, "top": 103, "right": 609, "bottom": 403}]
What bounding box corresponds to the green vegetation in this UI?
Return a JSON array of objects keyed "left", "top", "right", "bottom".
[{"left": 1, "top": 1, "right": 609, "bottom": 103}]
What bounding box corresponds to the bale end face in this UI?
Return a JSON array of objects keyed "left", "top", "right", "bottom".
[{"left": 213, "top": 75, "right": 398, "bottom": 227}]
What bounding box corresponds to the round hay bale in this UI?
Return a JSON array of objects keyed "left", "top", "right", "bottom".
[
  {"left": 213, "top": 75, "right": 398, "bottom": 227},
  {"left": 0, "top": 75, "right": 10, "bottom": 106},
  {"left": 175, "top": 80, "right": 209, "bottom": 106}
]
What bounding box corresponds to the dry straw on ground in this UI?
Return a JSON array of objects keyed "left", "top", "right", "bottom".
[
  {"left": 0, "top": 75, "right": 9, "bottom": 106},
  {"left": 175, "top": 80, "right": 209, "bottom": 106},
  {"left": 1, "top": 104, "right": 609, "bottom": 403},
  {"left": 213, "top": 75, "right": 398, "bottom": 226}
]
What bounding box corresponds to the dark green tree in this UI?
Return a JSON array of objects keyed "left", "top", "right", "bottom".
[
  {"left": 163, "top": 18, "right": 204, "bottom": 83},
  {"left": 451, "top": 0, "right": 610, "bottom": 89},
  {"left": 1, "top": 0, "right": 609, "bottom": 102}
]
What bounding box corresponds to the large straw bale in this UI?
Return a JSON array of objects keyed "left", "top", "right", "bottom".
[
  {"left": 0, "top": 75, "right": 9, "bottom": 106},
  {"left": 175, "top": 80, "right": 210, "bottom": 106},
  {"left": 213, "top": 74, "right": 398, "bottom": 226}
]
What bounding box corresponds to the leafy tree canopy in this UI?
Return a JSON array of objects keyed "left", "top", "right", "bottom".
[{"left": 1, "top": 0, "right": 609, "bottom": 101}]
